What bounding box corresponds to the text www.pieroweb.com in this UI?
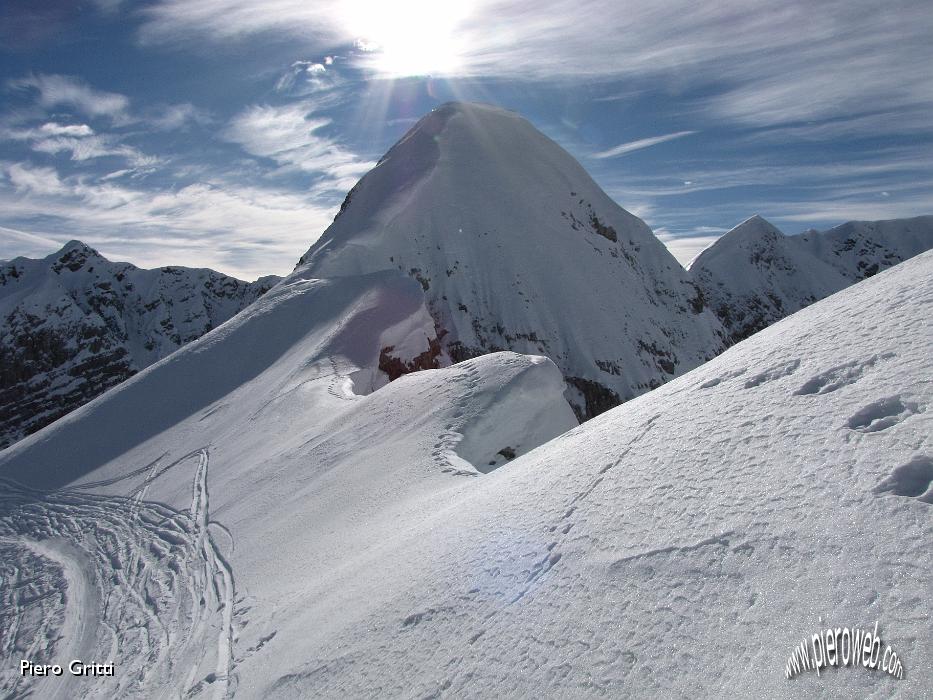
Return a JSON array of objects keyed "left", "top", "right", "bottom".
[{"left": 785, "top": 621, "right": 904, "bottom": 680}]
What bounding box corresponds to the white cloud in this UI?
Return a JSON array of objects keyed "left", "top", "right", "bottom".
[
  {"left": 654, "top": 229, "right": 724, "bottom": 268},
  {"left": 592, "top": 131, "right": 696, "bottom": 159},
  {"left": 2, "top": 122, "right": 93, "bottom": 142},
  {"left": 39, "top": 122, "right": 94, "bottom": 137},
  {"left": 1, "top": 120, "right": 159, "bottom": 168},
  {"left": 223, "top": 102, "right": 374, "bottom": 191},
  {"left": 7, "top": 74, "right": 208, "bottom": 136},
  {"left": 31, "top": 135, "right": 159, "bottom": 168},
  {"left": 275, "top": 60, "right": 344, "bottom": 96},
  {"left": 6, "top": 162, "right": 68, "bottom": 196},
  {"left": 148, "top": 103, "right": 212, "bottom": 131},
  {"left": 9, "top": 74, "right": 131, "bottom": 123},
  {"left": 772, "top": 195, "right": 933, "bottom": 224},
  {"left": 0, "top": 161, "right": 337, "bottom": 279},
  {"left": 0, "top": 225, "right": 63, "bottom": 260}
]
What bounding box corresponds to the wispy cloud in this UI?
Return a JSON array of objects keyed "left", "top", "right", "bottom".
[
  {"left": 275, "top": 60, "right": 343, "bottom": 96},
  {"left": 654, "top": 229, "right": 724, "bottom": 269},
  {"left": 1, "top": 120, "right": 158, "bottom": 168},
  {"left": 0, "top": 160, "right": 337, "bottom": 279},
  {"left": 0, "top": 224, "right": 63, "bottom": 260},
  {"left": 6, "top": 73, "right": 212, "bottom": 136},
  {"left": 592, "top": 131, "right": 696, "bottom": 159},
  {"left": 223, "top": 102, "right": 374, "bottom": 192},
  {"left": 33, "top": 135, "right": 157, "bottom": 168},
  {"left": 147, "top": 102, "right": 212, "bottom": 131},
  {"left": 5, "top": 162, "right": 68, "bottom": 196},
  {"left": 9, "top": 74, "right": 131, "bottom": 123},
  {"left": 38, "top": 122, "right": 94, "bottom": 137},
  {"left": 139, "top": 1, "right": 933, "bottom": 133}
]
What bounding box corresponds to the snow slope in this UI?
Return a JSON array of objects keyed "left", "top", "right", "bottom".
[
  {"left": 0, "top": 268, "right": 577, "bottom": 699},
  {"left": 0, "top": 241, "right": 279, "bottom": 448},
  {"left": 1, "top": 240, "right": 929, "bottom": 697},
  {"left": 692, "top": 214, "right": 933, "bottom": 343},
  {"left": 297, "top": 102, "right": 726, "bottom": 418},
  {"left": 259, "top": 249, "right": 931, "bottom": 698}
]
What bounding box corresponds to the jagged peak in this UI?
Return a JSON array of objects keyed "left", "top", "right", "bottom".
[
  {"left": 48, "top": 240, "right": 105, "bottom": 273},
  {"left": 55, "top": 240, "right": 103, "bottom": 259},
  {"left": 691, "top": 215, "right": 786, "bottom": 271},
  {"left": 60, "top": 239, "right": 97, "bottom": 254}
]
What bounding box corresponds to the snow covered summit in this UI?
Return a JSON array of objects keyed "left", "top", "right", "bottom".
[{"left": 297, "top": 102, "right": 726, "bottom": 418}]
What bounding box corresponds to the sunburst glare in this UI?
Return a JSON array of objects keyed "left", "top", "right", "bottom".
[{"left": 340, "top": 0, "right": 473, "bottom": 78}]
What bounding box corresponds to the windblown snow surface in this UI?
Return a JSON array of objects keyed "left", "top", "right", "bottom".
[{"left": 0, "top": 235, "right": 930, "bottom": 697}]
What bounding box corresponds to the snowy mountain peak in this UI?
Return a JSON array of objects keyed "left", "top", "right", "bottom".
[
  {"left": 50, "top": 239, "right": 106, "bottom": 272},
  {"left": 692, "top": 214, "right": 933, "bottom": 343},
  {"left": 796, "top": 214, "right": 933, "bottom": 280},
  {"left": 295, "top": 102, "right": 726, "bottom": 418},
  {"left": 59, "top": 239, "right": 98, "bottom": 255},
  {"left": 0, "top": 246, "right": 280, "bottom": 448},
  {"left": 717, "top": 214, "right": 782, "bottom": 246}
]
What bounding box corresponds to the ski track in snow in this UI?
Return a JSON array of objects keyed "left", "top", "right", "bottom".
[{"left": 0, "top": 447, "right": 239, "bottom": 699}]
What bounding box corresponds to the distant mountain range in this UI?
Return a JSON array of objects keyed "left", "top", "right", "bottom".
[{"left": 0, "top": 241, "right": 279, "bottom": 447}]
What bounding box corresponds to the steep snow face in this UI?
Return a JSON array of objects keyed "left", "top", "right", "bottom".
[
  {"left": 297, "top": 102, "right": 725, "bottom": 418},
  {"left": 0, "top": 241, "right": 279, "bottom": 448},
  {"left": 692, "top": 214, "right": 933, "bottom": 344},
  {"left": 0, "top": 269, "right": 577, "bottom": 699}
]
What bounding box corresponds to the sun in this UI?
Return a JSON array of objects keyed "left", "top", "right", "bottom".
[{"left": 340, "top": 1, "right": 472, "bottom": 78}]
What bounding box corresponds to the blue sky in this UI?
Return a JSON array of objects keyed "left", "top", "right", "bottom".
[{"left": 1, "top": 0, "right": 931, "bottom": 279}]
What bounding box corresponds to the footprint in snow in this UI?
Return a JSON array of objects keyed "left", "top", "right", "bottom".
[
  {"left": 743, "top": 359, "right": 800, "bottom": 389},
  {"left": 795, "top": 352, "right": 894, "bottom": 396},
  {"left": 874, "top": 456, "right": 933, "bottom": 504},
  {"left": 846, "top": 396, "right": 921, "bottom": 433}
]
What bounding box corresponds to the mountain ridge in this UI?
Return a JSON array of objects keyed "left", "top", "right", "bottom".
[
  {"left": 691, "top": 214, "right": 933, "bottom": 343},
  {"left": 0, "top": 240, "right": 280, "bottom": 448}
]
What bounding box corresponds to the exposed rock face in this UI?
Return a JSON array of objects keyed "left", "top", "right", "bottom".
[
  {"left": 691, "top": 214, "right": 933, "bottom": 345},
  {"left": 296, "top": 102, "right": 727, "bottom": 418},
  {"left": 0, "top": 241, "right": 279, "bottom": 448},
  {"left": 378, "top": 337, "right": 445, "bottom": 381}
]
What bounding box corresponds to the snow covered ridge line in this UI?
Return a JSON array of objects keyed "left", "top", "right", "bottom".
[{"left": 785, "top": 621, "right": 904, "bottom": 680}]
